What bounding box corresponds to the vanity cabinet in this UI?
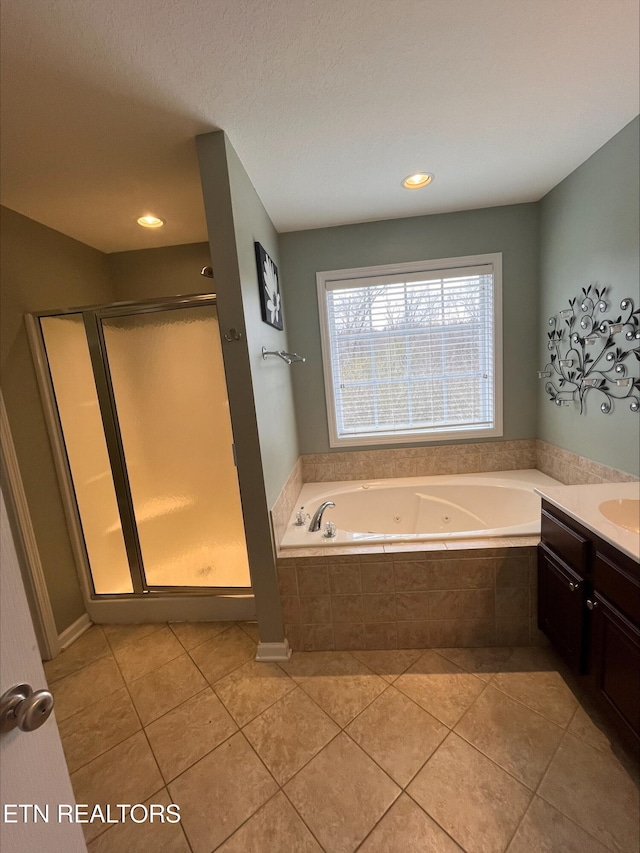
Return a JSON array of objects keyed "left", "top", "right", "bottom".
[{"left": 538, "top": 501, "right": 640, "bottom": 746}]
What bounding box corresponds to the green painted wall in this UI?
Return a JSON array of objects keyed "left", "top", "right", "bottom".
[
  {"left": 280, "top": 203, "right": 540, "bottom": 454},
  {"left": 0, "top": 206, "right": 115, "bottom": 632},
  {"left": 538, "top": 117, "right": 640, "bottom": 476}
]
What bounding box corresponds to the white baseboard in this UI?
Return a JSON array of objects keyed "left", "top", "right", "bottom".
[
  {"left": 255, "top": 639, "right": 292, "bottom": 662},
  {"left": 58, "top": 612, "right": 92, "bottom": 650}
]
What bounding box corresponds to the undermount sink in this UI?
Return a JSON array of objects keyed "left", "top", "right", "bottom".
[{"left": 599, "top": 499, "right": 640, "bottom": 534}]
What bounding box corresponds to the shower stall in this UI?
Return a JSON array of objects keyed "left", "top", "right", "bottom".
[{"left": 27, "top": 294, "right": 254, "bottom": 623}]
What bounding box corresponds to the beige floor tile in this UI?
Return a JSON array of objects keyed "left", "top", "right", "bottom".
[
  {"left": 217, "top": 791, "right": 322, "bottom": 852},
  {"left": 277, "top": 650, "right": 339, "bottom": 681},
  {"left": 455, "top": 685, "right": 564, "bottom": 789},
  {"left": 168, "top": 732, "right": 278, "bottom": 853},
  {"left": 238, "top": 621, "right": 260, "bottom": 642},
  {"left": 503, "top": 645, "right": 565, "bottom": 672},
  {"left": 71, "top": 731, "right": 164, "bottom": 844},
  {"left": 59, "top": 687, "right": 141, "bottom": 772},
  {"left": 214, "top": 659, "right": 295, "bottom": 726},
  {"left": 243, "top": 687, "right": 339, "bottom": 784},
  {"left": 436, "top": 646, "right": 514, "bottom": 682},
  {"left": 567, "top": 705, "right": 615, "bottom": 753},
  {"left": 285, "top": 732, "right": 400, "bottom": 853},
  {"left": 408, "top": 733, "right": 532, "bottom": 853},
  {"left": 507, "top": 796, "right": 610, "bottom": 853},
  {"left": 169, "top": 620, "right": 233, "bottom": 650},
  {"left": 394, "top": 650, "right": 486, "bottom": 728},
  {"left": 102, "top": 623, "right": 166, "bottom": 653},
  {"left": 112, "top": 626, "right": 184, "bottom": 682},
  {"left": 50, "top": 656, "right": 124, "bottom": 722},
  {"left": 358, "top": 793, "right": 462, "bottom": 852},
  {"left": 538, "top": 732, "right": 640, "bottom": 853},
  {"left": 189, "top": 624, "right": 256, "bottom": 684},
  {"left": 128, "top": 653, "right": 207, "bottom": 725},
  {"left": 300, "top": 652, "right": 387, "bottom": 727},
  {"left": 44, "top": 626, "right": 111, "bottom": 682},
  {"left": 492, "top": 669, "right": 579, "bottom": 727},
  {"left": 87, "top": 788, "right": 190, "bottom": 853},
  {"left": 347, "top": 687, "right": 447, "bottom": 787},
  {"left": 351, "top": 649, "right": 423, "bottom": 682},
  {"left": 145, "top": 688, "right": 238, "bottom": 781}
]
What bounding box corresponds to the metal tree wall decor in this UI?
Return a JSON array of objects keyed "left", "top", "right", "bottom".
[{"left": 538, "top": 285, "right": 640, "bottom": 414}]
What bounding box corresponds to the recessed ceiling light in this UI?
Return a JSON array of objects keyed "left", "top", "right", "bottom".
[
  {"left": 136, "top": 214, "right": 165, "bottom": 228},
  {"left": 402, "top": 173, "right": 434, "bottom": 190}
]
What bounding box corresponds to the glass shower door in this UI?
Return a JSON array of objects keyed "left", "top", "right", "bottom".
[
  {"left": 39, "top": 313, "right": 134, "bottom": 594},
  {"left": 100, "top": 304, "right": 250, "bottom": 589}
]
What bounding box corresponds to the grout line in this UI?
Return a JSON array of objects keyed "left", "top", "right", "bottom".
[
  {"left": 45, "top": 629, "right": 113, "bottom": 685},
  {"left": 280, "top": 785, "right": 330, "bottom": 851},
  {"left": 103, "top": 621, "right": 167, "bottom": 655},
  {"left": 62, "top": 688, "right": 143, "bottom": 776},
  {"left": 403, "top": 789, "right": 467, "bottom": 852},
  {"left": 166, "top": 620, "right": 235, "bottom": 653},
  {"left": 221, "top": 675, "right": 298, "bottom": 730},
  {"left": 210, "top": 790, "right": 292, "bottom": 851},
  {"left": 500, "top": 724, "right": 575, "bottom": 853},
  {"left": 142, "top": 685, "right": 214, "bottom": 737}
]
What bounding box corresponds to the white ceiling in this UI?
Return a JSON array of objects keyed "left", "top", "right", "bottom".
[{"left": 1, "top": 0, "right": 638, "bottom": 254}]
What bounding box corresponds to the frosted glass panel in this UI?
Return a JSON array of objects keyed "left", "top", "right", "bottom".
[
  {"left": 40, "top": 314, "right": 133, "bottom": 594},
  {"left": 101, "top": 306, "right": 250, "bottom": 588}
]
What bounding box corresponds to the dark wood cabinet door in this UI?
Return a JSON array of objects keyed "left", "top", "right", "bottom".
[
  {"left": 538, "top": 545, "right": 586, "bottom": 672},
  {"left": 588, "top": 592, "right": 640, "bottom": 743}
]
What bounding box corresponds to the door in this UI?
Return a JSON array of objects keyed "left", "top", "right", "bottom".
[
  {"left": 33, "top": 298, "right": 251, "bottom": 598},
  {"left": 97, "top": 303, "right": 250, "bottom": 589},
  {"left": 588, "top": 592, "right": 640, "bottom": 742},
  {"left": 538, "top": 544, "right": 586, "bottom": 672},
  {"left": 0, "top": 487, "right": 87, "bottom": 852}
]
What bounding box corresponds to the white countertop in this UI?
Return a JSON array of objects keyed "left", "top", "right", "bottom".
[{"left": 534, "top": 481, "right": 640, "bottom": 563}]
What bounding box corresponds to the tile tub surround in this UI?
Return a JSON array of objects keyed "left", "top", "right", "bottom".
[
  {"left": 49, "top": 625, "right": 639, "bottom": 853},
  {"left": 277, "top": 545, "right": 541, "bottom": 652},
  {"left": 271, "top": 456, "right": 303, "bottom": 545},
  {"left": 300, "top": 439, "right": 537, "bottom": 483},
  {"left": 536, "top": 440, "right": 639, "bottom": 486}
]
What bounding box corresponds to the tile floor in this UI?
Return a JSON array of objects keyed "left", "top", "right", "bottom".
[{"left": 45, "top": 622, "right": 640, "bottom": 853}]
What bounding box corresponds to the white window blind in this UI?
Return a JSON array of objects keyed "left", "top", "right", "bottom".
[{"left": 317, "top": 256, "right": 502, "bottom": 446}]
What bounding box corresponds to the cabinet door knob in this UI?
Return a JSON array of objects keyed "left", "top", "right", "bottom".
[
  {"left": 569, "top": 581, "right": 579, "bottom": 592},
  {"left": 586, "top": 599, "right": 598, "bottom": 610}
]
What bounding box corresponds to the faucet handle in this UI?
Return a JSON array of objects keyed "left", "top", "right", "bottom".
[
  {"left": 294, "top": 508, "right": 309, "bottom": 526},
  {"left": 323, "top": 521, "right": 337, "bottom": 539}
]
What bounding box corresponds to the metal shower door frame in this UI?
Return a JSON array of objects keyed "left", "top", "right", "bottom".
[{"left": 28, "top": 293, "right": 249, "bottom": 599}]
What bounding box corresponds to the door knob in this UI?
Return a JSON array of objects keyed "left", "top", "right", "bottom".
[{"left": 0, "top": 683, "right": 55, "bottom": 733}]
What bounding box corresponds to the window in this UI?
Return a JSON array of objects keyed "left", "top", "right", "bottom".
[{"left": 317, "top": 254, "right": 503, "bottom": 447}]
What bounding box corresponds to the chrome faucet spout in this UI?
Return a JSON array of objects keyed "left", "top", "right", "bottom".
[{"left": 309, "top": 500, "right": 335, "bottom": 532}]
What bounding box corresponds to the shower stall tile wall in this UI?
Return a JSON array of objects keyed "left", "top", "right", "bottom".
[{"left": 276, "top": 546, "right": 541, "bottom": 652}]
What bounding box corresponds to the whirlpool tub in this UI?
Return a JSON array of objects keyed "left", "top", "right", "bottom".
[{"left": 280, "top": 469, "right": 561, "bottom": 548}]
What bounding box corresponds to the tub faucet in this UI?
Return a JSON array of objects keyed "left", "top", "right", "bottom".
[{"left": 309, "top": 501, "right": 335, "bottom": 532}]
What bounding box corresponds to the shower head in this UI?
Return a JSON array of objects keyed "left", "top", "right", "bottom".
[{"left": 200, "top": 266, "right": 214, "bottom": 279}]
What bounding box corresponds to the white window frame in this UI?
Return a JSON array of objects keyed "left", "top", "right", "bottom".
[{"left": 317, "top": 253, "right": 503, "bottom": 448}]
